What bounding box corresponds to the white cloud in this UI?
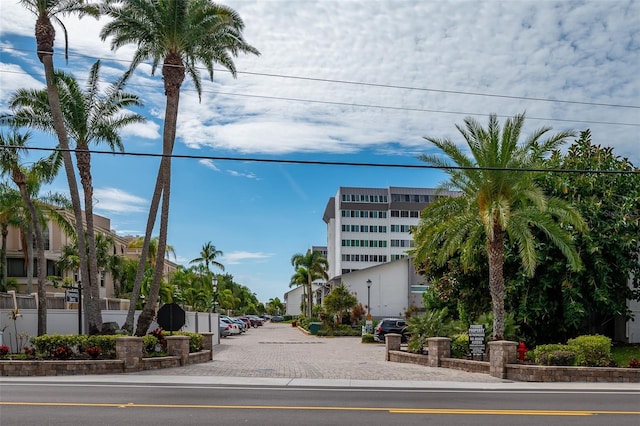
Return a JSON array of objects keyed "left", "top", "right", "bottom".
[
  {"left": 224, "top": 251, "right": 273, "bottom": 265},
  {"left": 227, "top": 169, "right": 257, "bottom": 179},
  {"left": 120, "top": 120, "right": 161, "bottom": 140},
  {"left": 199, "top": 159, "right": 220, "bottom": 171},
  {"left": 93, "top": 187, "right": 147, "bottom": 214}
]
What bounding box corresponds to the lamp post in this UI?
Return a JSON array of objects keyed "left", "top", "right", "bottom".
[
  {"left": 365, "top": 279, "right": 372, "bottom": 333},
  {"left": 212, "top": 275, "right": 218, "bottom": 314},
  {"left": 366, "top": 279, "right": 372, "bottom": 318}
]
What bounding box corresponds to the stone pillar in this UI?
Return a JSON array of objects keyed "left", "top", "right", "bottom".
[
  {"left": 115, "top": 336, "right": 143, "bottom": 372},
  {"left": 200, "top": 332, "right": 214, "bottom": 360},
  {"left": 166, "top": 335, "right": 190, "bottom": 365},
  {"left": 489, "top": 340, "right": 518, "bottom": 379},
  {"left": 385, "top": 333, "right": 402, "bottom": 361},
  {"left": 427, "top": 337, "right": 451, "bottom": 367}
]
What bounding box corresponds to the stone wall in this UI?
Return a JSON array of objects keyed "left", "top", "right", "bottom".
[
  {"left": 385, "top": 337, "right": 639, "bottom": 382},
  {"left": 0, "top": 333, "right": 214, "bottom": 377},
  {"left": 507, "top": 364, "right": 640, "bottom": 383}
]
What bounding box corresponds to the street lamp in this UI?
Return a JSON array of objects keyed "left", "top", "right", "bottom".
[
  {"left": 212, "top": 275, "right": 218, "bottom": 313},
  {"left": 366, "top": 279, "right": 372, "bottom": 319}
]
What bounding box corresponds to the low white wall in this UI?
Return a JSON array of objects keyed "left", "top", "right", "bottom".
[{"left": 0, "top": 309, "right": 220, "bottom": 353}]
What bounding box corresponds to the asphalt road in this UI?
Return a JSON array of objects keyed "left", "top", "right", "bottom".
[{"left": 1, "top": 381, "right": 639, "bottom": 426}]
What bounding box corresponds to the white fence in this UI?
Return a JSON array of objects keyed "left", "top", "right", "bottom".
[{"left": 0, "top": 309, "right": 220, "bottom": 353}]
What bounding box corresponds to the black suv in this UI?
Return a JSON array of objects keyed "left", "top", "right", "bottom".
[{"left": 373, "top": 318, "right": 409, "bottom": 342}]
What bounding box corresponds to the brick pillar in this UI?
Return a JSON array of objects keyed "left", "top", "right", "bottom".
[
  {"left": 200, "top": 332, "right": 214, "bottom": 360},
  {"left": 385, "top": 333, "right": 402, "bottom": 361},
  {"left": 489, "top": 340, "right": 518, "bottom": 379},
  {"left": 166, "top": 335, "right": 190, "bottom": 365},
  {"left": 427, "top": 337, "right": 451, "bottom": 367},
  {"left": 115, "top": 336, "right": 143, "bottom": 372}
]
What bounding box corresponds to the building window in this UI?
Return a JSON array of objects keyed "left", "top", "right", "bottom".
[
  {"left": 391, "top": 210, "right": 399, "bottom": 217},
  {"left": 410, "top": 211, "right": 419, "bottom": 218}
]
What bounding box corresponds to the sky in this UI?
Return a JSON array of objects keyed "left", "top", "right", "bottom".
[{"left": 0, "top": 0, "right": 638, "bottom": 303}]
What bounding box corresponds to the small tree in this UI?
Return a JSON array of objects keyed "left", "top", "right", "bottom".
[{"left": 323, "top": 284, "right": 358, "bottom": 325}]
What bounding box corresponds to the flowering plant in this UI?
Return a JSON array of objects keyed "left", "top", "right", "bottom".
[
  {"left": 0, "top": 345, "right": 9, "bottom": 356},
  {"left": 85, "top": 345, "right": 102, "bottom": 359},
  {"left": 51, "top": 345, "right": 74, "bottom": 360},
  {"left": 629, "top": 358, "right": 640, "bottom": 368}
]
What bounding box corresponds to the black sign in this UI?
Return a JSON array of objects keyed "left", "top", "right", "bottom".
[
  {"left": 468, "top": 324, "right": 486, "bottom": 355},
  {"left": 157, "top": 303, "right": 186, "bottom": 332},
  {"left": 65, "top": 289, "right": 80, "bottom": 303}
]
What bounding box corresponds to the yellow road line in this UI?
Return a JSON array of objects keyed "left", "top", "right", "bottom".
[{"left": 1, "top": 402, "right": 639, "bottom": 416}]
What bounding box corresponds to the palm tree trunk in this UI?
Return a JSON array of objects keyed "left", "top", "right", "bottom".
[
  {"left": 37, "top": 17, "right": 101, "bottom": 334},
  {"left": 15, "top": 176, "right": 46, "bottom": 335},
  {"left": 135, "top": 54, "right": 183, "bottom": 336},
  {"left": 1, "top": 225, "right": 7, "bottom": 289},
  {"left": 307, "top": 278, "right": 313, "bottom": 318},
  {"left": 76, "top": 145, "right": 102, "bottom": 334},
  {"left": 23, "top": 225, "right": 33, "bottom": 294},
  {"left": 122, "top": 169, "right": 163, "bottom": 333},
  {"left": 488, "top": 223, "right": 506, "bottom": 341}
]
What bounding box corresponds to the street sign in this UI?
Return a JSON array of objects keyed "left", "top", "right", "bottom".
[
  {"left": 468, "top": 324, "right": 486, "bottom": 355},
  {"left": 65, "top": 289, "right": 80, "bottom": 303}
]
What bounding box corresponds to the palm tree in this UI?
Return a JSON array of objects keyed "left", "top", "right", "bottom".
[
  {"left": 100, "top": 0, "right": 259, "bottom": 336},
  {"left": 291, "top": 250, "right": 329, "bottom": 317},
  {"left": 0, "top": 183, "right": 24, "bottom": 291},
  {"left": 411, "top": 113, "right": 586, "bottom": 340},
  {"left": 190, "top": 242, "right": 225, "bottom": 274},
  {"left": 127, "top": 236, "right": 176, "bottom": 266},
  {"left": 289, "top": 266, "right": 309, "bottom": 315},
  {"left": 5, "top": 61, "right": 145, "bottom": 334},
  {"left": 0, "top": 130, "right": 62, "bottom": 335},
  {"left": 19, "top": 0, "right": 100, "bottom": 332}
]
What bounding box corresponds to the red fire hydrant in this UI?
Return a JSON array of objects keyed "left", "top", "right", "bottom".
[{"left": 517, "top": 342, "right": 527, "bottom": 361}]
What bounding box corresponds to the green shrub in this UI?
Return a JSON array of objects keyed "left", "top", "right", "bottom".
[
  {"left": 451, "top": 333, "right": 470, "bottom": 358},
  {"left": 567, "top": 335, "right": 612, "bottom": 367},
  {"left": 142, "top": 335, "right": 159, "bottom": 354},
  {"left": 531, "top": 344, "right": 576, "bottom": 365},
  {"left": 31, "top": 334, "right": 83, "bottom": 357},
  {"left": 541, "top": 351, "right": 576, "bottom": 366},
  {"left": 361, "top": 334, "right": 375, "bottom": 343},
  {"left": 175, "top": 332, "right": 204, "bottom": 353}
]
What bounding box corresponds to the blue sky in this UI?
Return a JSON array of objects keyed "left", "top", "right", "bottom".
[{"left": 1, "top": 0, "right": 638, "bottom": 303}]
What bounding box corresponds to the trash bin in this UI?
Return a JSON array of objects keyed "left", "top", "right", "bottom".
[{"left": 308, "top": 322, "right": 323, "bottom": 335}]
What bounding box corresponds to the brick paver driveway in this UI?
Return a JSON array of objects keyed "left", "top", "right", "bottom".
[{"left": 140, "top": 322, "right": 503, "bottom": 383}]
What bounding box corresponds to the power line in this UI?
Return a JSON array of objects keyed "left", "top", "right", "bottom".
[
  {"left": 1, "top": 67, "right": 638, "bottom": 128},
  {"left": 4, "top": 46, "right": 640, "bottom": 110},
  {"left": 2, "top": 145, "right": 638, "bottom": 175}
]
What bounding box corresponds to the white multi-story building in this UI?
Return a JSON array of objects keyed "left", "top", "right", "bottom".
[{"left": 322, "top": 186, "right": 460, "bottom": 279}]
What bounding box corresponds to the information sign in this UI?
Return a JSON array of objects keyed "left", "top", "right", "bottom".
[
  {"left": 65, "top": 289, "right": 80, "bottom": 303},
  {"left": 468, "top": 324, "right": 486, "bottom": 355}
]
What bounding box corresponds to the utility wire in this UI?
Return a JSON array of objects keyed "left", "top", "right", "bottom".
[
  {"left": 3, "top": 46, "right": 640, "bottom": 110},
  {"left": 1, "top": 68, "right": 638, "bottom": 128},
  {"left": 2, "top": 145, "right": 638, "bottom": 175}
]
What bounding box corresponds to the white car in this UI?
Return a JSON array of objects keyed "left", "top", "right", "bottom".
[{"left": 220, "top": 317, "right": 241, "bottom": 335}]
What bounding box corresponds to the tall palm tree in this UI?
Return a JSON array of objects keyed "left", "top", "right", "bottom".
[
  {"left": 100, "top": 0, "right": 259, "bottom": 336},
  {"left": 291, "top": 250, "right": 329, "bottom": 317},
  {"left": 0, "top": 130, "right": 62, "bottom": 335},
  {"left": 19, "top": 0, "right": 100, "bottom": 332},
  {"left": 411, "top": 113, "right": 586, "bottom": 340},
  {"left": 289, "top": 266, "right": 309, "bottom": 315},
  {"left": 127, "top": 236, "right": 176, "bottom": 266},
  {"left": 5, "top": 61, "right": 145, "bottom": 333},
  {"left": 190, "top": 242, "right": 225, "bottom": 274},
  {"left": 0, "top": 183, "right": 24, "bottom": 290}
]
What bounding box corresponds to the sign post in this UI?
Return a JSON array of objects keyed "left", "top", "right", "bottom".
[{"left": 468, "top": 324, "right": 486, "bottom": 359}]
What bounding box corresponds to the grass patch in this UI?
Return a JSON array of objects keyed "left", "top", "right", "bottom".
[{"left": 612, "top": 344, "right": 640, "bottom": 367}]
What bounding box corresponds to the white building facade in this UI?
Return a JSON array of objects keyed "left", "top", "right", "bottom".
[{"left": 322, "top": 186, "right": 460, "bottom": 279}]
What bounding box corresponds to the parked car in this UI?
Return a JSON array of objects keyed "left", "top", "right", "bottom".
[
  {"left": 270, "top": 315, "right": 284, "bottom": 322},
  {"left": 219, "top": 322, "right": 231, "bottom": 338},
  {"left": 373, "top": 318, "right": 409, "bottom": 342},
  {"left": 247, "top": 315, "right": 264, "bottom": 327},
  {"left": 220, "top": 317, "right": 241, "bottom": 335}
]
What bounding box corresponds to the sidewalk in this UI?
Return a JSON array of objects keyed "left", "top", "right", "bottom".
[{"left": 2, "top": 323, "right": 638, "bottom": 390}]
